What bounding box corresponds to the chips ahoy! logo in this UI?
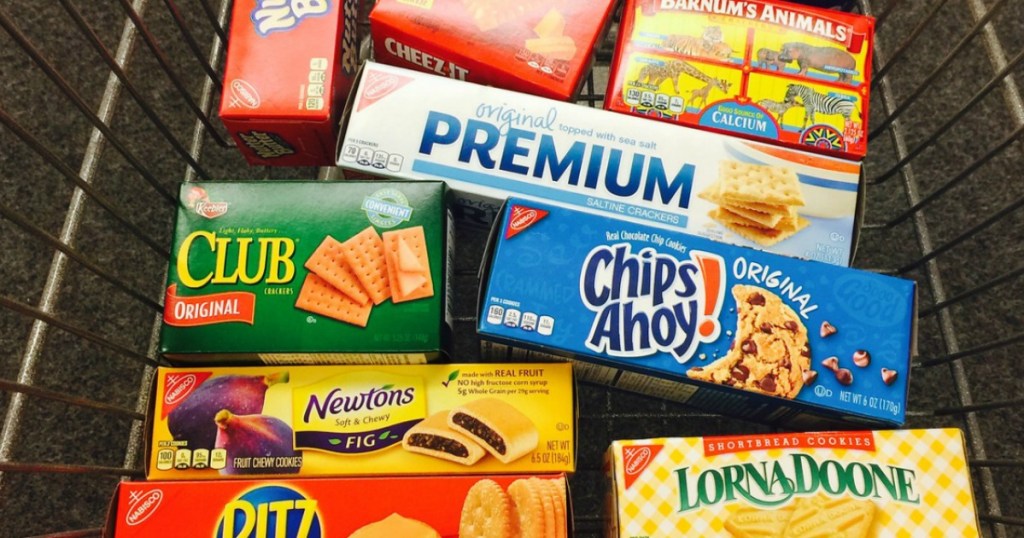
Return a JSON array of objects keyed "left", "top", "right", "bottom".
[
  {"left": 216, "top": 484, "right": 323, "bottom": 538},
  {"left": 580, "top": 245, "right": 726, "bottom": 363},
  {"left": 252, "top": 0, "right": 331, "bottom": 36}
]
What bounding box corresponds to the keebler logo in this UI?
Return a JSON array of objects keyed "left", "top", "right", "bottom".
[
  {"left": 186, "top": 186, "right": 229, "bottom": 219},
  {"left": 251, "top": 0, "right": 331, "bottom": 36},
  {"left": 505, "top": 204, "right": 548, "bottom": 239},
  {"left": 125, "top": 488, "right": 163, "bottom": 526},
  {"left": 622, "top": 444, "right": 663, "bottom": 489}
]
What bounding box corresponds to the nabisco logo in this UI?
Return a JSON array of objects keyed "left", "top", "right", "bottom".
[
  {"left": 164, "top": 374, "right": 197, "bottom": 406},
  {"left": 228, "top": 79, "right": 260, "bottom": 109},
  {"left": 505, "top": 205, "right": 548, "bottom": 239},
  {"left": 356, "top": 70, "right": 413, "bottom": 112},
  {"left": 125, "top": 488, "right": 163, "bottom": 526},
  {"left": 621, "top": 444, "right": 663, "bottom": 489}
]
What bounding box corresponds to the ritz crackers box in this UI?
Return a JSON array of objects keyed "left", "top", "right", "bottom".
[
  {"left": 145, "top": 364, "right": 575, "bottom": 480},
  {"left": 339, "top": 62, "right": 863, "bottom": 266},
  {"left": 606, "top": 0, "right": 874, "bottom": 160},
  {"left": 478, "top": 199, "right": 916, "bottom": 429},
  {"left": 219, "top": 0, "right": 360, "bottom": 166},
  {"left": 606, "top": 430, "right": 981, "bottom": 537},
  {"left": 369, "top": 0, "right": 615, "bottom": 101},
  {"left": 107, "top": 474, "right": 570, "bottom": 537},
  {"left": 159, "top": 181, "right": 452, "bottom": 364}
]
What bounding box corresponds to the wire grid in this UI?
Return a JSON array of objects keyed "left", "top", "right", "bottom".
[{"left": 0, "top": 0, "right": 1021, "bottom": 536}]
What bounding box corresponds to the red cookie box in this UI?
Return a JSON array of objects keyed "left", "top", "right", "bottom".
[
  {"left": 105, "top": 474, "right": 571, "bottom": 537},
  {"left": 606, "top": 0, "right": 874, "bottom": 160},
  {"left": 369, "top": 0, "right": 616, "bottom": 101},
  {"left": 219, "top": 0, "right": 361, "bottom": 166}
]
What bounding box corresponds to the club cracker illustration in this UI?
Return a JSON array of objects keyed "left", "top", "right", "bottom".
[
  {"left": 294, "top": 272, "right": 372, "bottom": 328},
  {"left": 341, "top": 226, "right": 392, "bottom": 305},
  {"left": 382, "top": 226, "right": 434, "bottom": 303},
  {"left": 402, "top": 411, "right": 486, "bottom": 465},
  {"left": 448, "top": 398, "right": 539, "bottom": 464},
  {"left": 304, "top": 235, "right": 371, "bottom": 305},
  {"left": 700, "top": 161, "right": 809, "bottom": 247},
  {"left": 784, "top": 494, "right": 876, "bottom": 537},
  {"left": 458, "top": 479, "right": 518, "bottom": 538},
  {"left": 687, "top": 285, "right": 810, "bottom": 399},
  {"left": 348, "top": 513, "right": 440, "bottom": 538},
  {"left": 723, "top": 502, "right": 796, "bottom": 537}
]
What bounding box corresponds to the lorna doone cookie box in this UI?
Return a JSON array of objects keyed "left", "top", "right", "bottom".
[
  {"left": 478, "top": 199, "right": 916, "bottom": 429},
  {"left": 339, "top": 62, "right": 863, "bottom": 266}
]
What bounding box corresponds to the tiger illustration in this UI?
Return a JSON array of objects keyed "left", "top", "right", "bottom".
[{"left": 661, "top": 26, "right": 732, "bottom": 60}]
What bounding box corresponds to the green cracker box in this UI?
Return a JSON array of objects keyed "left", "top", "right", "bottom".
[{"left": 160, "top": 181, "right": 452, "bottom": 364}]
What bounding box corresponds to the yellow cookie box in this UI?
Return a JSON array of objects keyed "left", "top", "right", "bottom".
[
  {"left": 606, "top": 429, "right": 980, "bottom": 537},
  {"left": 146, "top": 363, "right": 575, "bottom": 479}
]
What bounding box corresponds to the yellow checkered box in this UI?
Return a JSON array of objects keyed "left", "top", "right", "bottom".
[{"left": 606, "top": 429, "right": 980, "bottom": 537}]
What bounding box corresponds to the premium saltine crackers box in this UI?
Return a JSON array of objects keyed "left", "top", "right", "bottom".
[
  {"left": 339, "top": 62, "right": 862, "bottom": 266},
  {"left": 160, "top": 181, "right": 452, "bottom": 364},
  {"left": 478, "top": 199, "right": 915, "bottom": 429},
  {"left": 107, "top": 474, "right": 570, "bottom": 537},
  {"left": 606, "top": 430, "right": 981, "bottom": 537},
  {"left": 219, "top": 0, "right": 360, "bottom": 166},
  {"left": 145, "top": 364, "right": 575, "bottom": 480},
  {"left": 370, "top": 0, "right": 615, "bottom": 100},
  {"left": 606, "top": 0, "right": 874, "bottom": 160}
]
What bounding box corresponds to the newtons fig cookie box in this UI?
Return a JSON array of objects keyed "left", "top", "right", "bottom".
[
  {"left": 606, "top": 429, "right": 980, "bottom": 537},
  {"left": 478, "top": 199, "right": 916, "bottom": 429},
  {"left": 145, "top": 364, "right": 575, "bottom": 480},
  {"left": 107, "top": 473, "right": 570, "bottom": 537},
  {"left": 338, "top": 61, "right": 863, "bottom": 266}
]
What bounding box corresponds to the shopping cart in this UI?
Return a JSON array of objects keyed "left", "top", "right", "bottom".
[{"left": 0, "top": 0, "right": 1022, "bottom": 536}]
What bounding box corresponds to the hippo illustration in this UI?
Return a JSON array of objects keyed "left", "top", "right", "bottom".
[{"left": 778, "top": 42, "right": 858, "bottom": 84}]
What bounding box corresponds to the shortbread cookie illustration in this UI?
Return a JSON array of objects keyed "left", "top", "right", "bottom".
[
  {"left": 688, "top": 285, "right": 810, "bottom": 398},
  {"left": 783, "top": 494, "right": 877, "bottom": 537},
  {"left": 724, "top": 502, "right": 796, "bottom": 537}
]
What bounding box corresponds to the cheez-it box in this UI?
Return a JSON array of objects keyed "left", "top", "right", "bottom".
[
  {"left": 219, "top": 0, "right": 360, "bottom": 166},
  {"left": 606, "top": 0, "right": 874, "bottom": 160},
  {"left": 145, "top": 364, "right": 575, "bottom": 480},
  {"left": 107, "top": 474, "right": 570, "bottom": 537},
  {"left": 160, "top": 181, "right": 451, "bottom": 364},
  {"left": 369, "top": 0, "right": 615, "bottom": 100},
  {"left": 606, "top": 430, "right": 981, "bottom": 537},
  {"left": 478, "top": 198, "right": 916, "bottom": 429}
]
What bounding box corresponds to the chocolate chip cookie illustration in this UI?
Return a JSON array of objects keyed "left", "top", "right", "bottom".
[{"left": 687, "top": 285, "right": 810, "bottom": 398}]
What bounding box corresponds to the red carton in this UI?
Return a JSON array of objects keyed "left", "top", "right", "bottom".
[
  {"left": 606, "top": 0, "right": 874, "bottom": 160},
  {"left": 219, "top": 0, "right": 361, "bottom": 166},
  {"left": 106, "top": 474, "right": 571, "bottom": 537},
  {"left": 369, "top": 0, "right": 616, "bottom": 101}
]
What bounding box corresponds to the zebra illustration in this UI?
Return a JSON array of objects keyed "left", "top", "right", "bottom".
[{"left": 783, "top": 84, "right": 857, "bottom": 129}]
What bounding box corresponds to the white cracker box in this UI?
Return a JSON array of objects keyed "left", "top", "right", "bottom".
[
  {"left": 606, "top": 430, "right": 981, "bottom": 537},
  {"left": 338, "top": 62, "right": 863, "bottom": 266}
]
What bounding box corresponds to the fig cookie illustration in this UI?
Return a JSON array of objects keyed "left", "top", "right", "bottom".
[
  {"left": 214, "top": 410, "right": 301, "bottom": 475},
  {"left": 167, "top": 372, "right": 288, "bottom": 450}
]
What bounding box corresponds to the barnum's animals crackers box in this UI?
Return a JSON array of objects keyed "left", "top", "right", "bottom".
[
  {"left": 145, "top": 364, "right": 575, "bottom": 479},
  {"left": 478, "top": 199, "right": 915, "bottom": 429},
  {"left": 606, "top": 430, "right": 981, "bottom": 537},
  {"left": 339, "top": 62, "right": 863, "bottom": 266},
  {"left": 219, "top": 0, "right": 360, "bottom": 166},
  {"left": 107, "top": 474, "right": 570, "bottom": 537},
  {"left": 159, "top": 181, "right": 451, "bottom": 364},
  {"left": 369, "top": 0, "right": 615, "bottom": 100},
  {"left": 606, "top": 0, "right": 875, "bottom": 160}
]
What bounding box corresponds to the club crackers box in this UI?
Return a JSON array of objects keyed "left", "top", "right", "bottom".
[
  {"left": 219, "top": 0, "right": 361, "bottom": 166},
  {"left": 339, "top": 62, "right": 863, "bottom": 266},
  {"left": 145, "top": 364, "right": 575, "bottom": 480},
  {"left": 369, "top": 0, "right": 615, "bottom": 101},
  {"left": 106, "top": 473, "right": 570, "bottom": 537},
  {"left": 606, "top": 429, "right": 981, "bottom": 537},
  {"left": 478, "top": 199, "right": 916, "bottom": 429},
  {"left": 606, "top": 0, "right": 874, "bottom": 160},
  {"left": 160, "top": 181, "right": 452, "bottom": 364}
]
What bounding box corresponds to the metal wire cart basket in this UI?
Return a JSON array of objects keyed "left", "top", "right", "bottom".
[{"left": 0, "top": 0, "right": 1022, "bottom": 536}]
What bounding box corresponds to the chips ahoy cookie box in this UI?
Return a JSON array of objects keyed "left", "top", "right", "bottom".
[{"left": 478, "top": 199, "right": 916, "bottom": 429}]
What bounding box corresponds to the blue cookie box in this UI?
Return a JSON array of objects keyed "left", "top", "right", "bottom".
[{"left": 477, "top": 198, "right": 916, "bottom": 428}]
